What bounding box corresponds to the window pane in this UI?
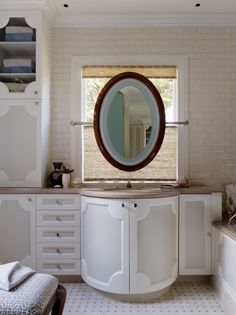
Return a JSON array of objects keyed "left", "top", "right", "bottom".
[{"left": 84, "top": 126, "right": 176, "bottom": 181}]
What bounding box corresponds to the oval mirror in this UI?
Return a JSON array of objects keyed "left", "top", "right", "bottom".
[{"left": 94, "top": 72, "right": 166, "bottom": 172}]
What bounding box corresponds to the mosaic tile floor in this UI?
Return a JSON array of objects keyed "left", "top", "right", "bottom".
[{"left": 63, "top": 282, "right": 225, "bottom": 315}]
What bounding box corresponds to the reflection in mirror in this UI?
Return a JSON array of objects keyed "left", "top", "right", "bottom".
[
  {"left": 94, "top": 72, "right": 165, "bottom": 172},
  {"left": 107, "top": 87, "right": 152, "bottom": 159}
]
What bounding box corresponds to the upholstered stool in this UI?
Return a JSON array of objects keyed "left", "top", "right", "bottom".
[{"left": 0, "top": 273, "right": 66, "bottom": 315}]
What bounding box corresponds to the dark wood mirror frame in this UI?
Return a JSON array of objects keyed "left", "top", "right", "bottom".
[{"left": 93, "top": 72, "right": 166, "bottom": 172}]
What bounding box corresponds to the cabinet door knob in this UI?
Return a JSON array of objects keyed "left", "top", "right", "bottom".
[
  {"left": 207, "top": 232, "right": 212, "bottom": 237},
  {"left": 28, "top": 198, "right": 32, "bottom": 202},
  {"left": 34, "top": 90, "right": 38, "bottom": 95},
  {"left": 121, "top": 203, "right": 125, "bottom": 207},
  {"left": 57, "top": 264, "right": 61, "bottom": 270},
  {"left": 56, "top": 200, "right": 61, "bottom": 205},
  {"left": 134, "top": 203, "right": 138, "bottom": 208},
  {"left": 56, "top": 249, "right": 61, "bottom": 254},
  {"left": 56, "top": 233, "right": 60, "bottom": 238},
  {"left": 35, "top": 101, "right": 39, "bottom": 105},
  {"left": 56, "top": 216, "right": 62, "bottom": 222}
]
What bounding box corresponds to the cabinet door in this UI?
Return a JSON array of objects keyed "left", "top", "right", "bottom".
[
  {"left": 0, "top": 12, "right": 41, "bottom": 98},
  {"left": 179, "top": 194, "right": 212, "bottom": 275},
  {"left": 0, "top": 194, "right": 36, "bottom": 268},
  {"left": 0, "top": 99, "right": 41, "bottom": 187},
  {"left": 130, "top": 196, "right": 178, "bottom": 293},
  {"left": 81, "top": 196, "right": 129, "bottom": 293}
]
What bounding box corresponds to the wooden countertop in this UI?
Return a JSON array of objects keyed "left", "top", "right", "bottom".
[
  {"left": 0, "top": 185, "right": 223, "bottom": 197},
  {"left": 0, "top": 187, "right": 79, "bottom": 194}
]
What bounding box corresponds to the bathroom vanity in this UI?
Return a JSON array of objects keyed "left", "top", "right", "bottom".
[{"left": 80, "top": 188, "right": 222, "bottom": 296}]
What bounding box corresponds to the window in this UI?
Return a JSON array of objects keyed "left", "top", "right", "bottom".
[{"left": 71, "top": 56, "right": 188, "bottom": 182}]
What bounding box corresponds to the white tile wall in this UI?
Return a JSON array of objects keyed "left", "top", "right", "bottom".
[{"left": 51, "top": 26, "right": 236, "bottom": 185}]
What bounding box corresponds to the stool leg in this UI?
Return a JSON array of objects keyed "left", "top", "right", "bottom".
[{"left": 51, "top": 284, "right": 67, "bottom": 315}]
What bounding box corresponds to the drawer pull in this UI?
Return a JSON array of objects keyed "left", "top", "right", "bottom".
[
  {"left": 56, "top": 200, "right": 61, "bottom": 205},
  {"left": 56, "top": 216, "right": 62, "bottom": 222},
  {"left": 56, "top": 249, "right": 61, "bottom": 254},
  {"left": 56, "top": 233, "right": 61, "bottom": 238},
  {"left": 121, "top": 203, "right": 125, "bottom": 207},
  {"left": 28, "top": 198, "right": 32, "bottom": 202},
  {"left": 57, "top": 264, "right": 61, "bottom": 270},
  {"left": 134, "top": 203, "right": 138, "bottom": 208}
]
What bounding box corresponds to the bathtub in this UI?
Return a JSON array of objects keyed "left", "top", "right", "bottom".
[{"left": 212, "top": 221, "right": 236, "bottom": 315}]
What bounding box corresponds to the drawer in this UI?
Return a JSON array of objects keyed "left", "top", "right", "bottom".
[
  {"left": 37, "top": 194, "right": 80, "bottom": 210},
  {"left": 37, "top": 243, "right": 80, "bottom": 259},
  {"left": 37, "top": 211, "right": 80, "bottom": 226},
  {"left": 37, "top": 259, "right": 80, "bottom": 275},
  {"left": 37, "top": 227, "right": 80, "bottom": 243}
]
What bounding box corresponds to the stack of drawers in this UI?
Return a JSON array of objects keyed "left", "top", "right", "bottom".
[{"left": 36, "top": 194, "right": 80, "bottom": 275}]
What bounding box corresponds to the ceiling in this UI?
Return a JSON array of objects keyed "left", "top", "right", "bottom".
[
  {"left": 52, "top": 0, "right": 236, "bottom": 15},
  {"left": 1, "top": 0, "right": 236, "bottom": 26}
]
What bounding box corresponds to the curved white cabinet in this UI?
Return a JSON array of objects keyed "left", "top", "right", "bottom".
[{"left": 81, "top": 195, "right": 178, "bottom": 294}]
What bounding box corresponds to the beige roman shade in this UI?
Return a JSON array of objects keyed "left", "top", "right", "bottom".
[{"left": 82, "top": 66, "right": 177, "bottom": 79}]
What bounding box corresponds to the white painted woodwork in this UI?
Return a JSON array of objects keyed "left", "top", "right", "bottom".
[
  {"left": 0, "top": 99, "right": 42, "bottom": 187},
  {"left": 37, "top": 242, "right": 80, "bottom": 259},
  {"left": 212, "top": 226, "right": 236, "bottom": 304},
  {"left": 0, "top": 10, "right": 51, "bottom": 187},
  {"left": 81, "top": 195, "right": 178, "bottom": 294},
  {"left": 37, "top": 226, "right": 80, "bottom": 243},
  {"left": 0, "top": 11, "right": 41, "bottom": 98},
  {"left": 81, "top": 196, "right": 130, "bottom": 293},
  {"left": 37, "top": 210, "right": 80, "bottom": 226},
  {"left": 36, "top": 194, "right": 81, "bottom": 210},
  {"left": 0, "top": 194, "right": 36, "bottom": 268},
  {"left": 179, "top": 194, "right": 212, "bottom": 275},
  {"left": 130, "top": 196, "right": 178, "bottom": 293},
  {"left": 36, "top": 194, "right": 81, "bottom": 275},
  {"left": 37, "top": 259, "right": 80, "bottom": 275}
]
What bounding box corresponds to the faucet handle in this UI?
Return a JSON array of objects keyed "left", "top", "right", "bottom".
[{"left": 126, "top": 180, "right": 132, "bottom": 189}]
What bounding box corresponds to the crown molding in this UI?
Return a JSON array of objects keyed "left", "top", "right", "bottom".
[
  {"left": 0, "top": 0, "right": 46, "bottom": 10},
  {"left": 0, "top": 0, "right": 57, "bottom": 20},
  {"left": 53, "top": 13, "right": 236, "bottom": 28}
]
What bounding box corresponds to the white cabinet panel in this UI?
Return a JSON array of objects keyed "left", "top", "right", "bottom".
[
  {"left": 179, "top": 194, "right": 212, "bottom": 275},
  {"left": 0, "top": 99, "right": 42, "bottom": 187},
  {"left": 0, "top": 194, "right": 36, "bottom": 268},
  {"left": 130, "top": 196, "right": 178, "bottom": 293},
  {"left": 81, "top": 196, "right": 129, "bottom": 293}
]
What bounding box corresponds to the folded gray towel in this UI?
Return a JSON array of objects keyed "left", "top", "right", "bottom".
[{"left": 0, "top": 261, "right": 35, "bottom": 291}]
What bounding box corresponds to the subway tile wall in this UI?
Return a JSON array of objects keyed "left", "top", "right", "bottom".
[{"left": 51, "top": 27, "right": 236, "bottom": 185}]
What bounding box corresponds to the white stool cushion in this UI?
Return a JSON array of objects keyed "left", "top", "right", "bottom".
[{"left": 0, "top": 273, "right": 58, "bottom": 315}]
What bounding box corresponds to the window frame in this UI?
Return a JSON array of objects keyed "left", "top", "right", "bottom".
[{"left": 71, "top": 55, "right": 188, "bottom": 182}]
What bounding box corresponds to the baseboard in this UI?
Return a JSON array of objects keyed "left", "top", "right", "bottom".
[{"left": 176, "top": 275, "right": 210, "bottom": 282}]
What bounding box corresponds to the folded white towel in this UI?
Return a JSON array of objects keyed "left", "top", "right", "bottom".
[
  {"left": 5, "top": 26, "right": 33, "bottom": 34},
  {"left": 0, "top": 261, "right": 35, "bottom": 291},
  {"left": 3, "top": 59, "right": 33, "bottom": 67}
]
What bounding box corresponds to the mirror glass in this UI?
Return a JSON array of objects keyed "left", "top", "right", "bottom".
[{"left": 94, "top": 72, "right": 165, "bottom": 172}]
